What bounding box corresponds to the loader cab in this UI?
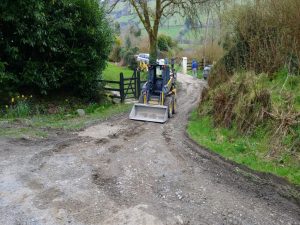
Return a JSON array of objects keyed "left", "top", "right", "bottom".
[{"left": 148, "top": 64, "right": 170, "bottom": 95}]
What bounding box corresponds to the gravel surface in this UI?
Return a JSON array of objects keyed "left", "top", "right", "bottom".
[{"left": 0, "top": 73, "right": 299, "bottom": 225}]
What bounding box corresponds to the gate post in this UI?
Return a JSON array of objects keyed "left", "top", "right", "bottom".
[
  {"left": 133, "top": 69, "right": 137, "bottom": 99},
  {"left": 182, "top": 57, "right": 187, "bottom": 74},
  {"left": 136, "top": 70, "right": 141, "bottom": 99},
  {"left": 120, "top": 72, "right": 125, "bottom": 103}
]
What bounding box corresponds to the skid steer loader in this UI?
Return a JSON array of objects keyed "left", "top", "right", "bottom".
[{"left": 129, "top": 64, "right": 176, "bottom": 123}]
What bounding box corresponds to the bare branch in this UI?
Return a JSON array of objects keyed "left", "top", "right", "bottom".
[
  {"left": 140, "top": 0, "right": 152, "bottom": 32},
  {"left": 128, "top": 0, "right": 151, "bottom": 33},
  {"left": 106, "top": 0, "right": 123, "bottom": 13},
  {"left": 107, "top": 0, "right": 220, "bottom": 59}
]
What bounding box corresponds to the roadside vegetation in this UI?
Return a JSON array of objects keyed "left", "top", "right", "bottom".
[
  {"left": 189, "top": 70, "right": 300, "bottom": 185},
  {"left": 0, "top": 63, "right": 133, "bottom": 138},
  {"left": 188, "top": 0, "right": 300, "bottom": 185},
  {"left": 0, "top": 0, "right": 134, "bottom": 138},
  {"left": 0, "top": 102, "right": 131, "bottom": 138},
  {"left": 109, "top": 23, "right": 181, "bottom": 69}
]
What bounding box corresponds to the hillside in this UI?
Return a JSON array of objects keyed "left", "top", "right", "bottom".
[{"left": 109, "top": 1, "right": 218, "bottom": 48}]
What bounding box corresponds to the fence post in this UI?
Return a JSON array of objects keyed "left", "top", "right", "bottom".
[
  {"left": 120, "top": 72, "right": 125, "bottom": 103},
  {"left": 133, "top": 69, "right": 137, "bottom": 99},
  {"left": 182, "top": 57, "right": 187, "bottom": 74},
  {"left": 136, "top": 70, "right": 141, "bottom": 99}
]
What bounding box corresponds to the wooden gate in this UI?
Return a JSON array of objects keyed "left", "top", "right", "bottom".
[{"left": 101, "top": 70, "right": 146, "bottom": 103}]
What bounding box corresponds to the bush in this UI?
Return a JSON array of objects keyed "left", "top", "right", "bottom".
[
  {"left": 208, "top": 0, "right": 300, "bottom": 89},
  {"left": 109, "top": 37, "right": 122, "bottom": 62},
  {"left": 157, "top": 34, "right": 176, "bottom": 52},
  {"left": 158, "top": 35, "right": 169, "bottom": 52},
  {"left": 0, "top": 0, "right": 113, "bottom": 103},
  {"left": 211, "top": 0, "right": 300, "bottom": 86},
  {"left": 121, "top": 47, "right": 139, "bottom": 70},
  {"left": 201, "top": 70, "right": 300, "bottom": 160},
  {"left": 208, "top": 72, "right": 273, "bottom": 134}
]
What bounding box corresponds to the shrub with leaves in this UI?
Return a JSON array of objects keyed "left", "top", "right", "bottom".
[
  {"left": 109, "top": 36, "right": 122, "bottom": 62},
  {"left": 157, "top": 34, "right": 176, "bottom": 52},
  {"left": 0, "top": 0, "right": 113, "bottom": 103},
  {"left": 200, "top": 70, "right": 300, "bottom": 160},
  {"left": 209, "top": 0, "right": 300, "bottom": 89},
  {"left": 121, "top": 47, "right": 139, "bottom": 70}
]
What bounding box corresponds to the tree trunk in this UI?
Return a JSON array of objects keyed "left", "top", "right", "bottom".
[
  {"left": 203, "top": 9, "right": 210, "bottom": 67},
  {"left": 149, "top": 34, "right": 158, "bottom": 64}
]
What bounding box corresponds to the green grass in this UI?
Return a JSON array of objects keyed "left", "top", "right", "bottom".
[
  {"left": 30, "top": 103, "right": 132, "bottom": 130},
  {"left": 102, "top": 63, "right": 135, "bottom": 81},
  {"left": 0, "top": 103, "right": 132, "bottom": 138},
  {"left": 187, "top": 70, "right": 300, "bottom": 186},
  {"left": 0, "top": 126, "right": 49, "bottom": 138},
  {"left": 187, "top": 113, "right": 300, "bottom": 186},
  {"left": 102, "top": 62, "right": 147, "bottom": 89},
  {"left": 103, "top": 62, "right": 147, "bottom": 80},
  {"left": 5, "top": 101, "right": 31, "bottom": 118},
  {"left": 270, "top": 69, "right": 300, "bottom": 111},
  {"left": 0, "top": 63, "right": 146, "bottom": 138},
  {"left": 0, "top": 62, "right": 140, "bottom": 138}
]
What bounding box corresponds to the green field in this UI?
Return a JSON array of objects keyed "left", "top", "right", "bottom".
[
  {"left": 102, "top": 63, "right": 135, "bottom": 81},
  {"left": 102, "top": 63, "right": 147, "bottom": 87}
]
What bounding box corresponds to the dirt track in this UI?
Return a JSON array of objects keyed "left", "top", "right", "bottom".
[{"left": 0, "top": 73, "right": 300, "bottom": 225}]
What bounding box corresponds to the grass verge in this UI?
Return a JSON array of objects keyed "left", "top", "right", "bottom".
[
  {"left": 0, "top": 62, "right": 139, "bottom": 138},
  {"left": 187, "top": 112, "right": 300, "bottom": 186},
  {"left": 0, "top": 103, "right": 132, "bottom": 138}
]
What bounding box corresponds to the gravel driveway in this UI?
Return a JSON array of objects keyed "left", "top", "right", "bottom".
[{"left": 0, "top": 73, "right": 299, "bottom": 225}]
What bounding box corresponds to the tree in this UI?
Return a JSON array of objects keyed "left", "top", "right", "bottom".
[
  {"left": 0, "top": 0, "right": 113, "bottom": 101},
  {"left": 107, "top": 0, "right": 212, "bottom": 63}
]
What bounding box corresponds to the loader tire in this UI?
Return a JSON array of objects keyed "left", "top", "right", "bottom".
[
  {"left": 165, "top": 97, "right": 173, "bottom": 118},
  {"left": 172, "top": 96, "right": 176, "bottom": 114},
  {"left": 138, "top": 95, "right": 143, "bottom": 103}
]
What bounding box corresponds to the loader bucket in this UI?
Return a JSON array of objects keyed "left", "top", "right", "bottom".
[{"left": 129, "top": 103, "right": 168, "bottom": 123}]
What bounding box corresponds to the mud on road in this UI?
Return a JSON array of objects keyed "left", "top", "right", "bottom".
[{"left": 1, "top": 73, "right": 300, "bottom": 225}]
